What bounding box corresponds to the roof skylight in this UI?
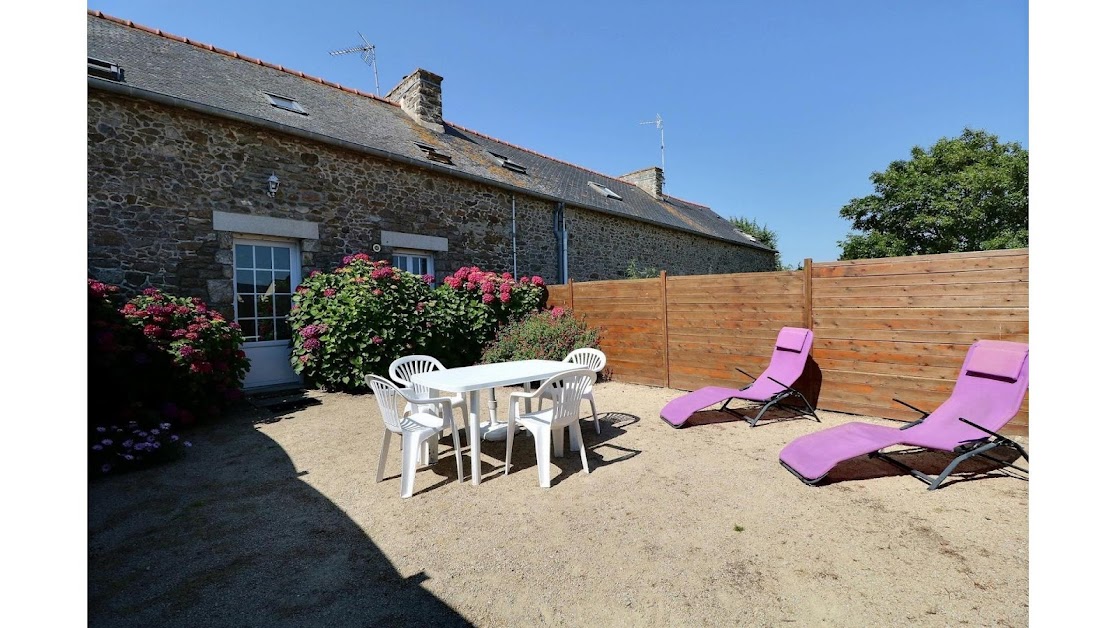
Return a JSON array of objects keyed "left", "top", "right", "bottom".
[
  {"left": 415, "top": 142, "right": 454, "bottom": 165},
  {"left": 265, "top": 93, "right": 308, "bottom": 115},
  {"left": 588, "top": 181, "right": 622, "bottom": 201},
  {"left": 489, "top": 151, "right": 528, "bottom": 174},
  {"left": 88, "top": 57, "right": 124, "bottom": 82}
]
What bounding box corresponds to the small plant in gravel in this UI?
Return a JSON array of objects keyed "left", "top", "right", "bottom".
[{"left": 479, "top": 307, "right": 601, "bottom": 364}]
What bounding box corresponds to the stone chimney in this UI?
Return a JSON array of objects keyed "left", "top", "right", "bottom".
[
  {"left": 618, "top": 166, "right": 665, "bottom": 199},
  {"left": 385, "top": 68, "right": 444, "bottom": 133}
]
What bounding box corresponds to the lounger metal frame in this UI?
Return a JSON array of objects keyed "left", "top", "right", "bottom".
[{"left": 720, "top": 369, "right": 821, "bottom": 427}]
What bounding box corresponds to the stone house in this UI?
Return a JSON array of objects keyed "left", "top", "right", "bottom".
[{"left": 87, "top": 10, "right": 776, "bottom": 387}]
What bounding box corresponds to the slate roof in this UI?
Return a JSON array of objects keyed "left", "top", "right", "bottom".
[{"left": 87, "top": 10, "right": 770, "bottom": 251}]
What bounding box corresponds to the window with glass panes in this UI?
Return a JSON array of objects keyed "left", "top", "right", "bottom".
[
  {"left": 392, "top": 251, "right": 434, "bottom": 276},
  {"left": 234, "top": 243, "right": 296, "bottom": 343}
]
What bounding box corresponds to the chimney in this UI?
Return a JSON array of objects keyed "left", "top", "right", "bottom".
[
  {"left": 619, "top": 166, "right": 665, "bottom": 199},
  {"left": 385, "top": 68, "right": 444, "bottom": 133}
]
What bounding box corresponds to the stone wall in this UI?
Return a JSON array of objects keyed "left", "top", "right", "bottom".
[
  {"left": 565, "top": 208, "right": 777, "bottom": 279},
  {"left": 88, "top": 91, "right": 774, "bottom": 313}
]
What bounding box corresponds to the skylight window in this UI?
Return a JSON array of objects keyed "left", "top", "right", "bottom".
[
  {"left": 415, "top": 142, "right": 454, "bottom": 165},
  {"left": 588, "top": 181, "right": 622, "bottom": 201},
  {"left": 88, "top": 57, "right": 123, "bottom": 82},
  {"left": 488, "top": 151, "right": 528, "bottom": 175},
  {"left": 265, "top": 93, "right": 308, "bottom": 115}
]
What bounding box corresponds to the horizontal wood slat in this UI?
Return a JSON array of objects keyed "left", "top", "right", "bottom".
[{"left": 549, "top": 248, "right": 1029, "bottom": 434}]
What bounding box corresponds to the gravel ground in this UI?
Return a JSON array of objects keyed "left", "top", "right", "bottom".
[{"left": 88, "top": 381, "right": 1029, "bottom": 627}]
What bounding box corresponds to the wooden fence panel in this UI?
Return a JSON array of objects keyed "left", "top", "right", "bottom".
[
  {"left": 666, "top": 271, "right": 806, "bottom": 393},
  {"left": 812, "top": 250, "right": 1028, "bottom": 434},
  {"left": 547, "top": 249, "right": 1029, "bottom": 435}
]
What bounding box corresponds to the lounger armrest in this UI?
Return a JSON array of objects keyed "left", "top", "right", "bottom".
[
  {"left": 892, "top": 397, "right": 928, "bottom": 428},
  {"left": 957, "top": 417, "right": 1007, "bottom": 441}
]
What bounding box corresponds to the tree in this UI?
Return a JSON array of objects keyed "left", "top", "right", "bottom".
[
  {"left": 837, "top": 128, "right": 1028, "bottom": 260},
  {"left": 729, "top": 216, "right": 787, "bottom": 269}
]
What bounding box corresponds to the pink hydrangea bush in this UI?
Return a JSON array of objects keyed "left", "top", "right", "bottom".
[
  {"left": 288, "top": 258, "right": 548, "bottom": 389},
  {"left": 288, "top": 256, "right": 437, "bottom": 389},
  {"left": 88, "top": 279, "right": 246, "bottom": 475}
]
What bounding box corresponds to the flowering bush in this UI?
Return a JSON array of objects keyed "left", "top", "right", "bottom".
[
  {"left": 288, "top": 257, "right": 547, "bottom": 389},
  {"left": 121, "top": 287, "right": 250, "bottom": 419},
  {"left": 88, "top": 420, "right": 191, "bottom": 475},
  {"left": 89, "top": 279, "right": 246, "bottom": 475},
  {"left": 480, "top": 307, "right": 601, "bottom": 364}
]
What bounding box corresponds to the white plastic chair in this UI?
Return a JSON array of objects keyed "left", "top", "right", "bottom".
[
  {"left": 365, "top": 374, "right": 464, "bottom": 499},
  {"left": 533, "top": 348, "right": 606, "bottom": 435},
  {"left": 504, "top": 369, "right": 595, "bottom": 488},
  {"left": 389, "top": 355, "right": 468, "bottom": 446}
]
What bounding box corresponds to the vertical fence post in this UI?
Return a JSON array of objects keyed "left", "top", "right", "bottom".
[
  {"left": 567, "top": 278, "right": 574, "bottom": 314},
  {"left": 803, "top": 258, "right": 814, "bottom": 330},
  {"left": 660, "top": 270, "right": 670, "bottom": 388}
]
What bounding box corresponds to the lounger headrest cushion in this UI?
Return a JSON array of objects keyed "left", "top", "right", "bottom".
[
  {"left": 775, "top": 327, "right": 809, "bottom": 353},
  {"left": 966, "top": 345, "right": 1027, "bottom": 382}
]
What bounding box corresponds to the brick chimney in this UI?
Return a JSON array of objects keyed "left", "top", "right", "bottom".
[
  {"left": 385, "top": 68, "right": 444, "bottom": 133},
  {"left": 619, "top": 166, "right": 665, "bottom": 199}
]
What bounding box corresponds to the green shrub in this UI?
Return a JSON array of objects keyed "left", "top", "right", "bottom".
[
  {"left": 288, "top": 256, "right": 547, "bottom": 389},
  {"left": 480, "top": 307, "right": 601, "bottom": 364}
]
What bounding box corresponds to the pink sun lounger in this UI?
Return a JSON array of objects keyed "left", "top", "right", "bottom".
[
  {"left": 779, "top": 340, "right": 1029, "bottom": 490},
  {"left": 660, "top": 327, "right": 821, "bottom": 428}
]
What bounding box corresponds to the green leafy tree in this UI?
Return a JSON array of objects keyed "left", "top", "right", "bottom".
[
  {"left": 838, "top": 128, "right": 1028, "bottom": 260},
  {"left": 729, "top": 217, "right": 785, "bottom": 269}
]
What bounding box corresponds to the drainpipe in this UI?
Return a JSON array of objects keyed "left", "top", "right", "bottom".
[
  {"left": 511, "top": 195, "right": 518, "bottom": 278},
  {"left": 553, "top": 202, "right": 567, "bottom": 283}
]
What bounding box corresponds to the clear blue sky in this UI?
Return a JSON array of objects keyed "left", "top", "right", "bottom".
[{"left": 86, "top": 0, "right": 1027, "bottom": 266}]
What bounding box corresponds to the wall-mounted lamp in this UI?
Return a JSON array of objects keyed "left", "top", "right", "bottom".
[{"left": 266, "top": 173, "right": 280, "bottom": 197}]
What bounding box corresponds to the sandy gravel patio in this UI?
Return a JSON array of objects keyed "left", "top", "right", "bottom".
[{"left": 88, "top": 381, "right": 1028, "bottom": 627}]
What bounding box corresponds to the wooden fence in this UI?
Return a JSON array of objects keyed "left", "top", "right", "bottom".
[{"left": 546, "top": 248, "right": 1029, "bottom": 434}]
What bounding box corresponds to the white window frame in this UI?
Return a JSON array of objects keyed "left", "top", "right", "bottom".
[{"left": 391, "top": 249, "right": 435, "bottom": 276}]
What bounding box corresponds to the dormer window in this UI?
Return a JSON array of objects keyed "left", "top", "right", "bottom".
[
  {"left": 415, "top": 142, "right": 454, "bottom": 165},
  {"left": 489, "top": 151, "right": 527, "bottom": 174},
  {"left": 265, "top": 93, "right": 308, "bottom": 115},
  {"left": 88, "top": 57, "right": 123, "bottom": 82},
  {"left": 588, "top": 181, "right": 622, "bottom": 201}
]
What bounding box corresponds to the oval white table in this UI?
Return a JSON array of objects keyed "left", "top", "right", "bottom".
[{"left": 410, "top": 360, "right": 582, "bottom": 485}]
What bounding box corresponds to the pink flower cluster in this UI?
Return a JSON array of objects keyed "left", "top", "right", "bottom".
[
  {"left": 443, "top": 267, "right": 545, "bottom": 304},
  {"left": 299, "top": 324, "right": 324, "bottom": 339},
  {"left": 341, "top": 252, "right": 373, "bottom": 265}
]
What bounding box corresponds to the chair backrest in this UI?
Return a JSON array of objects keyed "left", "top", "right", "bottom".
[
  {"left": 365, "top": 374, "right": 406, "bottom": 433},
  {"left": 747, "top": 327, "right": 814, "bottom": 398},
  {"left": 564, "top": 348, "right": 606, "bottom": 373},
  {"left": 909, "top": 340, "right": 1029, "bottom": 448},
  {"left": 388, "top": 355, "right": 447, "bottom": 399},
  {"left": 538, "top": 369, "right": 595, "bottom": 427}
]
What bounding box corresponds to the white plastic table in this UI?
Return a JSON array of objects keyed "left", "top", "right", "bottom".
[{"left": 410, "top": 360, "right": 581, "bottom": 485}]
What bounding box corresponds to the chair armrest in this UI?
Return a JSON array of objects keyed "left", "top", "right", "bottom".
[{"left": 398, "top": 387, "right": 455, "bottom": 411}]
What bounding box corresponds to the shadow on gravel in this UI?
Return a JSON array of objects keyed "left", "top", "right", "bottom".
[{"left": 88, "top": 402, "right": 471, "bottom": 628}]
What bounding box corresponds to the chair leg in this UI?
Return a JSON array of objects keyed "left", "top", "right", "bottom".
[
  {"left": 535, "top": 427, "right": 552, "bottom": 488},
  {"left": 572, "top": 423, "right": 590, "bottom": 475},
  {"left": 553, "top": 424, "right": 565, "bottom": 457},
  {"left": 449, "top": 420, "right": 464, "bottom": 483},
  {"left": 375, "top": 429, "right": 393, "bottom": 483},
  {"left": 400, "top": 432, "right": 422, "bottom": 499},
  {"left": 504, "top": 413, "right": 517, "bottom": 475},
  {"left": 587, "top": 391, "right": 600, "bottom": 434}
]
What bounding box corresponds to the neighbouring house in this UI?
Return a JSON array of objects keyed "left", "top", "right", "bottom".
[{"left": 87, "top": 10, "right": 777, "bottom": 388}]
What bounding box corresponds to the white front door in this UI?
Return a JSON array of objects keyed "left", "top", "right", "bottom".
[{"left": 233, "top": 239, "right": 302, "bottom": 389}]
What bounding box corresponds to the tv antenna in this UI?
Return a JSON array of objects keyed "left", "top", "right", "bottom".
[
  {"left": 329, "top": 32, "right": 381, "bottom": 96},
  {"left": 640, "top": 113, "right": 665, "bottom": 170}
]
